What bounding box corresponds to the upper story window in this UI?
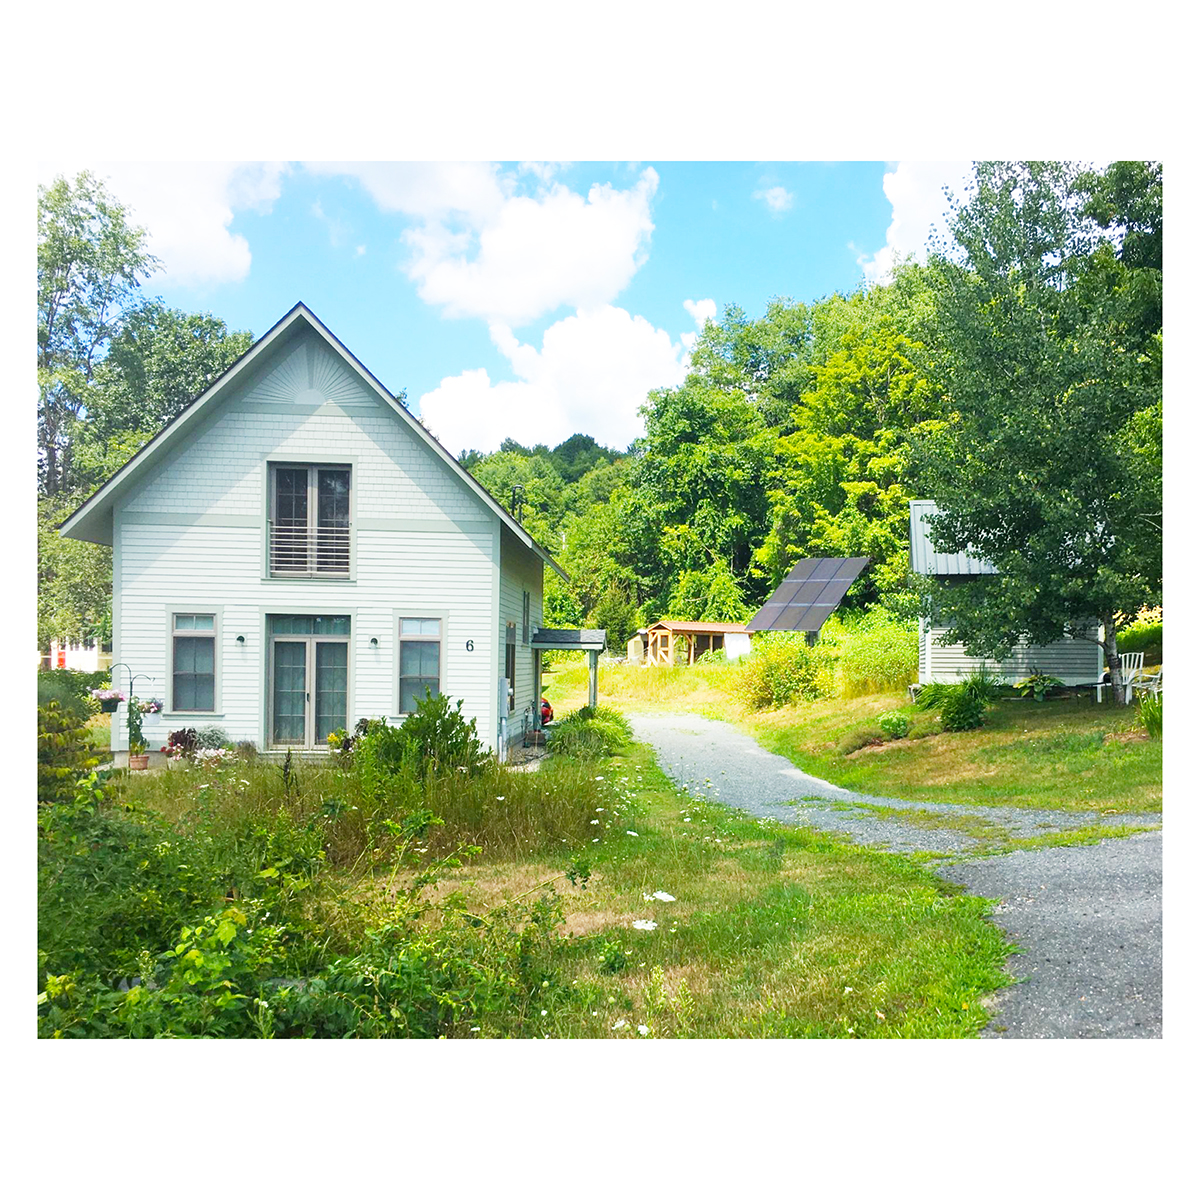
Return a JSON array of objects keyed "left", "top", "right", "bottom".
[{"left": 269, "top": 464, "right": 351, "bottom": 578}]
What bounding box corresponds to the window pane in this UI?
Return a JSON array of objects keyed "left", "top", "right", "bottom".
[
  {"left": 275, "top": 468, "right": 308, "bottom": 524},
  {"left": 173, "top": 635, "right": 215, "bottom": 711},
  {"left": 401, "top": 618, "right": 440, "bottom": 637},
  {"left": 272, "top": 641, "right": 307, "bottom": 744},
  {"left": 175, "top": 614, "right": 195, "bottom": 631},
  {"left": 317, "top": 469, "right": 351, "bottom": 527},
  {"left": 315, "top": 641, "right": 348, "bottom": 742},
  {"left": 401, "top": 640, "right": 440, "bottom": 679},
  {"left": 192, "top": 614, "right": 215, "bottom": 631},
  {"left": 315, "top": 615, "right": 351, "bottom": 636},
  {"left": 400, "top": 679, "right": 438, "bottom": 712}
]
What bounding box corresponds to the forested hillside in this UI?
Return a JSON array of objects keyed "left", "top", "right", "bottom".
[{"left": 39, "top": 162, "right": 1162, "bottom": 667}]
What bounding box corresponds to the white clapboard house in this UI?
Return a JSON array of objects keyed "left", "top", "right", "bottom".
[
  {"left": 910, "top": 500, "right": 1103, "bottom": 685},
  {"left": 61, "top": 303, "right": 567, "bottom": 761}
]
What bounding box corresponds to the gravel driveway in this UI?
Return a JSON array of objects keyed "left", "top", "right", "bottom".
[{"left": 629, "top": 712, "right": 1162, "bottom": 1039}]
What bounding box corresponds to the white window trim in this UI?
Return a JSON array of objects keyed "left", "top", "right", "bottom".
[
  {"left": 163, "top": 605, "right": 224, "bottom": 718},
  {"left": 392, "top": 609, "right": 449, "bottom": 717}
]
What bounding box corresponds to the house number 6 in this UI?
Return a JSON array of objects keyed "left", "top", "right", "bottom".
[{"left": 466, "top": 640, "right": 474, "bottom": 652}]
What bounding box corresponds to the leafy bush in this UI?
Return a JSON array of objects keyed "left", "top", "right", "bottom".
[
  {"left": 913, "top": 682, "right": 955, "bottom": 711},
  {"left": 38, "top": 701, "right": 102, "bottom": 804},
  {"left": 939, "top": 690, "right": 986, "bottom": 732},
  {"left": 548, "top": 705, "right": 632, "bottom": 757},
  {"left": 197, "top": 725, "right": 229, "bottom": 749},
  {"left": 1118, "top": 618, "right": 1162, "bottom": 665},
  {"left": 733, "top": 632, "right": 837, "bottom": 710},
  {"left": 961, "top": 665, "right": 1003, "bottom": 706},
  {"left": 833, "top": 611, "right": 919, "bottom": 697},
  {"left": 397, "top": 691, "right": 488, "bottom": 774},
  {"left": 878, "top": 711, "right": 910, "bottom": 740},
  {"left": 1137, "top": 692, "right": 1162, "bottom": 739},
  {"left": 1014, "top": 673, "right": 1064, "bottom": 702},
  {"left": 37, "top": 671, "right": 97, "bottom": 722}
]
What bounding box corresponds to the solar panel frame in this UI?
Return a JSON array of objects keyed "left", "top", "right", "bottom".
[{"left": 746, "top": 556, "right": 869, "bottom": 632}]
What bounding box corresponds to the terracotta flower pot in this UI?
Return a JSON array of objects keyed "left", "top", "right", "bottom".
[{"left": 129, "top": 754, "right": 150, "bottom": 771}]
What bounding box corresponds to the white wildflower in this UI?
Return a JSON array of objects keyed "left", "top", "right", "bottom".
[
  {"left": 591, "top": 819, "right": 600, "bottom": 825},
  {"left": 626, "top": 830, "right": 638, "bottom": 837},
  {"left": 541, "top": 1010, "right": 548, "bottom": 1016},
  {"left": 844, "top": 986, "right": 854, "bottom": 994},
  {"left": 612, "top": 1018, "right": 628, "bottom": 1030},
  {"left": 652, "top": 891, "right": 676, "bottom": 902},
  {"left": 637, "top": 1024, "right": 649, "bottom": 1037},
  {"left": 632, "top": 919, "right": 657, "bottom": 931}
]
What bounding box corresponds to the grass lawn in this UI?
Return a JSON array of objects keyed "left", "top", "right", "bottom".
[
  {"left": 411, "top": 742, "right": 1013, "bottom": 1038},
  {"left": 543, "top": 660, "right": 1161, "bottom": 815},
  {"left": 84, "top": 712, "right": 111, "bottom": 751}
]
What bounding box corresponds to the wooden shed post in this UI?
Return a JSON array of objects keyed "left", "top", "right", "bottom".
[{"left": 588, "top": 650, "right": 599, "bottom": 708}]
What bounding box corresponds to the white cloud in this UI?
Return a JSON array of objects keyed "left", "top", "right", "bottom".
[
  {"left": 683, "top": 298, "right": 717, "bottom": 329},
  {"left": 417, "top": 305, "right": 689, "bottom": 454},
  {"left": 38, "top": 161, "right": 287, "bottom": 287},
  {"left": 754, "top": 185, "right": 794, "bottom": 214},
  {"left": 308, "top": 162, "right": 659, "bottom": 327},
  {"left": 405, "top": 169, "right": 659, "bottom": 325},
  {"left": 858, "top": 161, "right": 973, "bottom": 284}
]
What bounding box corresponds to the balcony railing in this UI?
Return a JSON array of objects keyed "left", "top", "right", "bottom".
[{"left": 269, "top": 522, "right": 351, "bottom": 577}]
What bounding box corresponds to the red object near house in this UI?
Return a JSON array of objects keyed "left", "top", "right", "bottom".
[
  {"left": 56, "top": 647, "right": 66, "bottom": 668},
  {"left": 541, "top": 698, "right": 553, "bottom": 724}
]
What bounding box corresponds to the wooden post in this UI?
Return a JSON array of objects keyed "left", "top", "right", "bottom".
[{"left": 588, "top": 650, "right": 599, "bottom": 708}]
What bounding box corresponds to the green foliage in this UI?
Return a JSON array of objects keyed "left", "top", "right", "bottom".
[
  {"left": 913, "top": 682, "right": 954, "bottom": 711},
  {"left": 38, "top": 494, "right": 112, "bottom": 647},
  {"left": 37, "top": 669, "right": 104, "bottom": 722},
  {"left": 915, "top": 161, "right": 1162, "bottom": 692},
  {"left": 878, "top": 711, "right": 910, "bottom": 740},
  {"left": 733, "top": 632, "right": 837, "bottom": 710},
  {"left": 38, "top": 171, "right": 156, "bottom": 496},
  {"left": 1118, "top": 619, "right": 1162, "bottom": 665},
  {"left": 939, "top": 690, "right": 987, "bottom": 732},
  {"left": 126, "top": 697, "right": 146, "bottom": 754},
  {"left": 586, "top": 581, "right": 643, "bottom": 650},
  {"left": 548, "top": 705, "right": 632, "bottom": 758},
  {"left": 196, "top": 725, "right": 229, "bottom": 749},
  {"left": 961, "top": 665, "right": 1003, "bottom": 706},
  {"left": 38, "top": 702, "right": 103, "bottom": 804},
  {"left": 828, "top": 610, "right": 918, "bottom": 697},
  {"left": 400, "top": 692, "right": 488, "bottom": 774},
  {"left": 1136, "top": 692, "right": 1162, "bottom": 739},
  {"left": 1014, "top": 673, "right": 1065, "bottom": 702}
]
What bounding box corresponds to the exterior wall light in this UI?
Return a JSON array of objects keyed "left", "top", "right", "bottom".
[
  {"left": 370, "top": 636, "right": 379, "bottom": 647},
  {"left": 236, "top": 635, "right": 246, "bottom": 644}
]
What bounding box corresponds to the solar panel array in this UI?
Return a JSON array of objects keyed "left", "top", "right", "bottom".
[{"left": 746, "top": 557, "right": 869, "bottom": 633}]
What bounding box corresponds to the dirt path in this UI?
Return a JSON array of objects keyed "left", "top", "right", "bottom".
[{"left": 629, "top": 712, "right": 1162, "bottom": 1039}]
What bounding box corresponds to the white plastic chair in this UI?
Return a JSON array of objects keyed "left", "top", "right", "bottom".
[
  {"left": 1131, "top": 664, "right": 1162, "bottom": 699},
  {"left": 1097, "top": 651, "right": 1145, "bottom": 703}
]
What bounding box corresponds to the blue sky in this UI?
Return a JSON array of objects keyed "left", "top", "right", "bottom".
[{"left": 38, "top": 160, "right": 973, "bottom": 455}]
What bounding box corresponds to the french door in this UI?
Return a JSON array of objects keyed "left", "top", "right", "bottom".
[{"left": 269, "top": 623, "right": 349, "bottom": 748}]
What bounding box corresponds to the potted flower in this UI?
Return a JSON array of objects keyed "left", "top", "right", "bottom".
[
  {"left": 127, "top": 698, "right": 149, "bottom": 771},
  {"left": 90, "top": 687, "right": 126, "bottom": 713},
  {"left": 140, "top": 697, "right": 164, "bottom": 733}
]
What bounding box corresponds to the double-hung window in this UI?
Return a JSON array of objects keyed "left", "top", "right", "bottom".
[
  {"left": 172, "top": 613, "right": 216, "bottom": 712},
  {"left": 522, "top": 591, "right": 530, "bottom": 644},
  {"left": 505, "top": 623, "right": 517, "bottom": 712},
  {"left": 269, "top": 464, "right": 351, "bottom": 577},
  {"left": 398, "top": 618, "right": 442, "bottom": 714}
]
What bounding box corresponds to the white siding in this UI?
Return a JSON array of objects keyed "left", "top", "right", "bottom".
[
  {"left": 498, "top": 527, "right": 544, "bottom": 744},
  {"left": 110, "top": 327, "right": 503, "bottom": 751},
  {"left": 919, "top": 618, "right": 1103, "bottom": 685}
]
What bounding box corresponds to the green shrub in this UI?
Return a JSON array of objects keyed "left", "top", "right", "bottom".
[
  {"left": 548, "top": 705, "right": 632, "bottom": 757},
  {"left": 38, "top": 701, "right": 102, "bottom": 805},
  {"left": 397, "top": 691, "right": 488, "bottom": 774},
  {"left": 1137, "top": 692, "right": 1162, "bottom": 739},
  {"left": 734, "top": 632, "right": 837, "bottom": 710},
  {"left": 913, "top": 682, "right": 955, "bottom": 711},
  {"left": 834, "top": 610, "right": 918, "bottom": 697},
  {"left": 1014, "top": 673, "right": 1064, "bottom": 702},
  {"left": 961, "top": 665, "right": 1003, "bottom": 705},
  {"left": 1118, "top": 619, "right": 1162, "bottom": 665},
  {"left": 878, "top": 711, "right": 910, "bottom": 740},
  {"left": 939, "top": 690, "right": 986, "bottom": 732},
  {"left": 37, "top": 672, "right": 97, "bottom": 723},
  {"left": 197, "top": 724, "right": 230, "bottom": 749}
]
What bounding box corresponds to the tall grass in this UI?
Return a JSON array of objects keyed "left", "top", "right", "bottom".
[
  {"left": 122, "top": 753, "right": 608, "bottom": 864},
  {"left": 828, "top": 611, "right": 919, "bottom": 697}
]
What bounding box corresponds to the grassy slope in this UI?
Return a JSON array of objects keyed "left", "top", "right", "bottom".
[
  {"left": 425, "top": 742, "right": 1013, "bottom": 1038},
  {"left": 543, "top": 660, "right": 1162, "bottom": 814}
]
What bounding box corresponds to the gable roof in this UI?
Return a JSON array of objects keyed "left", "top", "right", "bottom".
[
  {"left": 646, "top": 620, "right": 748, "bottom": 634},
  {"left": 59, "top": 303, "right": 567, "bottom": 581}
]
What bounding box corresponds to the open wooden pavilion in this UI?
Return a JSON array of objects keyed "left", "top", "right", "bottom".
[{"left": 644, "top": 620, "right": 749, "bottom": 666}]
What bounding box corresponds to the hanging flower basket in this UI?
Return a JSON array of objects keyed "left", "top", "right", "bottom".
[{"left": 91, "top": 688, "right": 125, "bottom": 713}]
